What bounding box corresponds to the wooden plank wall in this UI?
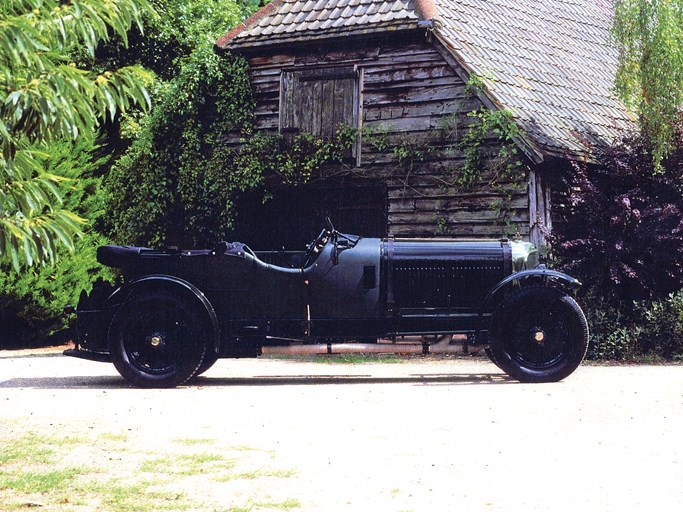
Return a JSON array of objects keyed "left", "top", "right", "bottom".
[{"left": 245, "top": 36, "right": 531, "bottom": 240}]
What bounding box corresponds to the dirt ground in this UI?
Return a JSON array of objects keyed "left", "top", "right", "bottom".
[{"left": 1, "top": 346, "right": 682, "bottom": 512}]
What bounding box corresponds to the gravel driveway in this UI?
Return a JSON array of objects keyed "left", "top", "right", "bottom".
[{"left": 1, "top": 347, "right": 681, "bottom": 512}]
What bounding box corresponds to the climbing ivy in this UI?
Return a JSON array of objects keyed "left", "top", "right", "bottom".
[
  {"left": 351, "top": 74, "right": 529, "bottom": 236},
  {"left": 108, "top": 65, "right": 529, "bottom": 247},
  {"left": 358, "top": 74, "right": 528, "bottom": 193},
  {"left": 107, "top": 45, "right": 360, "bottom": 247},
  {"left": 235, "top": 128, "right": 357, "bottom": 187},
  {"left": 457, "top": 106, "right": 527, "bottom": 190},
  {"left": 106, "top": 45, "right": 256, "bottom": 247}
]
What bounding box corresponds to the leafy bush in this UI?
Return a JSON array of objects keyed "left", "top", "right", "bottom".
[
  {"left": 0, "top": 0, "right": 261, "bottom": 345},
  {"left": 0, "top": 138, "right": 115, "bottom": 344},
  {"left": 638, "top": 291, "right": 683, "bottom": 360},
  {"left": 106, "top": 45, "right": 357, "bottom": 249},
  {"left": 94, "top": 0, "right": 245, "bottom": 79},
  {"left": 552, "top": 133, "right": 683, "bottom": 359},
  {"left": 553, "top": 134, "right": 683, "bottom": 303},
  {"left": 582, "top": 297, "right": 642, "bottom": 360},
  {"left": 584, "top": 292, "right": 683, "bottom": 361},
  {"left": 105, "top": 46, "right": 256, "bottom": 248}
]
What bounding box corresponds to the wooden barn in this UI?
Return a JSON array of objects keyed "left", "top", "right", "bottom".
[{"left": 215, "top": 0, "right": 633, "bottom": 250}]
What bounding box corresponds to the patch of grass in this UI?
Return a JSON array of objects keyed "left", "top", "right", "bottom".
[
  {"left": 0, "top": 435, "right": 87, "bottom": 510},
  {"left": 216, "top": 467, "right": 296, "bottom": 482},
  {"left": 268, "top": 354, "right": 407, "bottom": 364},
  {"left": 231, "top": 444, "right": 272, "bottom": 453},
  {"left": 219, "top": 498, "right": 301, "bottom": 511},
  {"left": 0, "top": 433, "right": 77, "bottom": 464},
  {"left": 100, "top": 432, "right": 130, "bottom": 443},
  {"left": 0, "top": 433, "right": 298, "bottom": 512},
  {"left": 0, "top": 467, "right": 83, "bottom": 493},
  {"left": 173, "top": 437, "right": 217, "bottom": 446},
  {"left": 324, "top": 354, "right": 406, "bottom": 364},
  {"left": 0, "top": 438, "right": 53, "bottom": 465},
  {"left": 254, "top": 498, "right": 301, "bottom": 510},
  {"left": 141, "top": 451, "right": 295, "bottom": 483},
  {"left": 84, "top": 480, "right": 192, "bottom": 512},
  {"left": 140, "top": 452, "right": 232, "bottom": 476}
]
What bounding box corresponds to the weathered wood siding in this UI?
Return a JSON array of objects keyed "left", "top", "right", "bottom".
[{"left": 245, "top": 35, "right": 533, "bottom": 240}]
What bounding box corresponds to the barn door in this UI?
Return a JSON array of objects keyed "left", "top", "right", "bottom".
[{"left": 280, "top": 67, "right": 360, "bottom": 159}]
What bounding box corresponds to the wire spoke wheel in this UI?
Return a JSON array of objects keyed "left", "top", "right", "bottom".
[
  {"left": 490, "top": 287, "right": 588, "bottom": 382},
  {"left": 506, "top": 303, "right": 570, "bottom": 369},
  {"left": 109, "top": 292, "right": 206, "bottom": 387}
]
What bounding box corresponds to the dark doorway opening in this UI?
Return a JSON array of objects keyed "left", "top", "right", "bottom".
[{"left": 232, "top": 180, "right": 387, "bottom": 250}]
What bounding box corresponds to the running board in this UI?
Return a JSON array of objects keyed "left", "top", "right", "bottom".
[{"left": 63, "top": 348, "right": 112, "bottom": 363}]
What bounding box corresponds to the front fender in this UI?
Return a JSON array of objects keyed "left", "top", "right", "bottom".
[{"left": 482, "top": 268, "right": 582, "bottom": 311}]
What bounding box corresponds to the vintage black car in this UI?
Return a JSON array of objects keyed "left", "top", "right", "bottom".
[{"left": 66, "top": 220, "right": 589, "bottom": 387}]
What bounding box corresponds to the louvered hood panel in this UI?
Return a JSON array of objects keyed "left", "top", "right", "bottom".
[{"left": 390, "top": 240, "right": 509, "bottom": 309}]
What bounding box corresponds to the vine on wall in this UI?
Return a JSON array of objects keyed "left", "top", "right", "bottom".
[
  {"left": 356, "top": 75, "right": 528, "bottom": 195},
  {"left": 108, "top": 62, "right": 529, "bottom": 247},
  {"left": 353, "top": 75, "right": 530, "bottom": 236}
]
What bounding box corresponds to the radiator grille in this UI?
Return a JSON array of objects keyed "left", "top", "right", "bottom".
[{"left": 393, "top": 263, "right": 503, "bottom": 308}]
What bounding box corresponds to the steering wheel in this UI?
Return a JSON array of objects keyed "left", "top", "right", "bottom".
[
  {"left": 304, "top": 219, "right": 335, "bottom": 267},
  {"left": 304, "top": 228, "right": 329, "bottom": 266}
]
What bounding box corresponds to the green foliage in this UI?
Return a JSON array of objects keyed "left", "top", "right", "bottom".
[
  {"left": 355, "top": 76, "right": 527, "bottom": 238},
  {"left": 583, "top": 298, "right": 641, "bottom": 360},
  {"left": 108, "top": 33, "right": 357, "bottom": 248},
  {"left": 107, "top": 46, "right": 255, "bottom": 247},
  {"left": 96, "top": 0, "right": 245, "bottom": 80},
  {"left": 236, "top": 127, "right": 356, "bottom": 185},
  {"left": 363, "top": 75, "right": 528, "bottom": 196},
  {"left": 458, "top": 107, "right": 526, "bottom": 189},
  {"left": 0, "top": 137, "right": 115, "bottom": 340},
  {"left": 612, "top": 0, "right": 683, "bottom": 168},
  {"left": 0, "top": 467, "right": 84, "bottom": 494},
  {"left": 0, "top": 0, "right": 155, "bottom": 269},
  {"left": 451, "top": 73, "right": 528, "bottom": 190},
  {"left": 152, "top": 0, "right": 244, "bottom": 50},
  {"left": 359, "top": 124, "right": 435, "bottom": 182},
  {"left": 638, "top": 291, "right": 683, "bottom": 360},
  {"left": 585, "top": 292, "right": 683, "bottom": 361}
]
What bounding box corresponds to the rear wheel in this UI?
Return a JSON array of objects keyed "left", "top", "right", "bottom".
[
  {"left": 489, "top": 287, "right": 588, "bottom": 382},
  {"left": 193, "top": 351, "right": 219, "bottom": 377},
  {"left": 108, "top": 292, "right": 207, "bottom": 388}
]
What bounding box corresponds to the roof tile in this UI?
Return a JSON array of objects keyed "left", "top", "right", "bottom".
[{"left": 217, "top": 0, "right": 634, "bottom": 156}]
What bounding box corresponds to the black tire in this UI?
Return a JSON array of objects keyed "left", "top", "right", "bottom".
[
  {"left": 193, "top": 351, "right": 219, "bottom": 378},
  {"left": 484, "top": 347, "right": 503, "bottom": 370},
  {"left": 108, "top": 291, "right": 207, "bottom": 388},
  {"left": 489, "top": 287, "right": 589, "bottom": 383}
]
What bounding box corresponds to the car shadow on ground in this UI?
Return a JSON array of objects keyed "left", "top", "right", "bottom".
[
  {"left": 0, "top": 372, "right": 512, "bottom": 389},
  {"left": 192, "top": 372, "right": 512, "bottom": 387},
  {"left": 1, "top": 350, "right": 514, "bottom": 388}
]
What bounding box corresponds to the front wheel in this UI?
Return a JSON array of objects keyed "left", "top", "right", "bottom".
[
  {"left": 108, "top": 292, "right": 207, "bottom": 388},
  {"left": 489, "top": 287, "right": 589, "bottom": 383}
]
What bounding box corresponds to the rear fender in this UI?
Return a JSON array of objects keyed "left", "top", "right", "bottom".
[{"left": 109, "top": 275, "right": 220, "bottom": 355}]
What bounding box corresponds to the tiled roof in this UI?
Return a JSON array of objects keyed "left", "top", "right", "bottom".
[
  {"left": 216, "top": 0, "right": 635, "bottom": 159},
  {"left": 217, "top": 0, "right": 419, "bottom": 48},
  {"left": 433, "top": 0, "right": 634, "bottom": 156}
]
